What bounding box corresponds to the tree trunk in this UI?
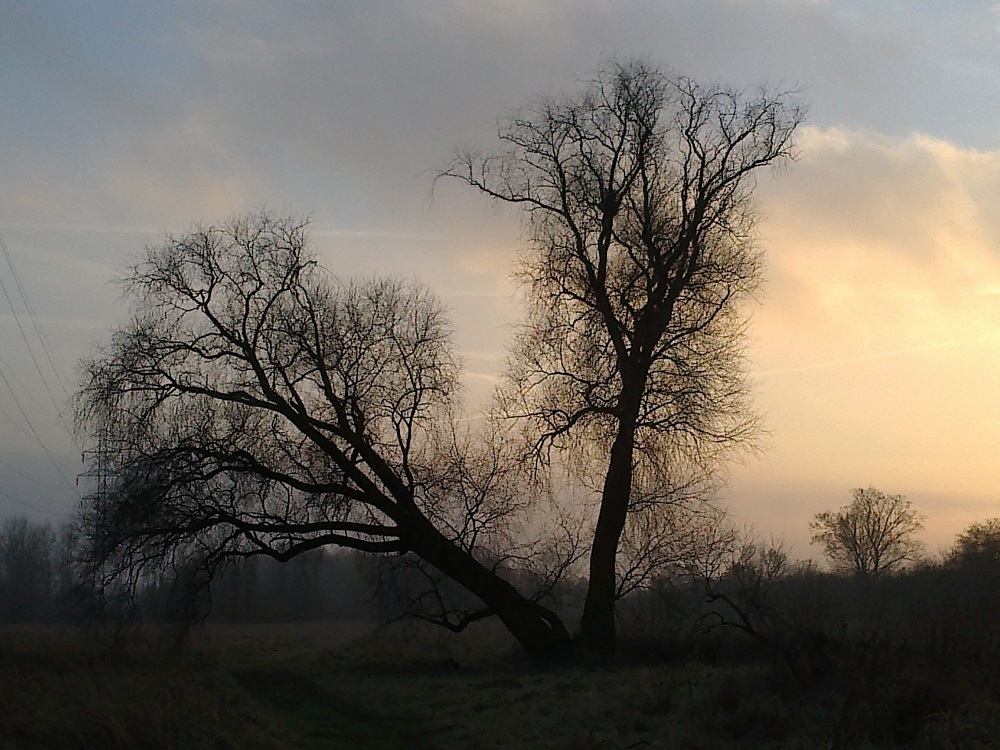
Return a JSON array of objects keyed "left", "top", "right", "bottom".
[
  {"left": 576, "top": 387, "right": 642, "bottom": 654},
  {"left": 404, "top": 511, "right": 572, "bottom": 659}
]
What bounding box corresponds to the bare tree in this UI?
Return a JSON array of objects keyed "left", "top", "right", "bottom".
[
  {"left": 444, "top": 58, "right": 803, "bottom": 651},
  {"left": 810, "top": 488, "right": 925, "bottom": 576},
  {"left": 694, "top": 528, "right": 791, "bottom": 652},
  {"left": 75, "top": 211, "right": 570, "bottom": 656}
]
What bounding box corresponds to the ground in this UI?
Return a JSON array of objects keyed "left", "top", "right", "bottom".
[{"left": 0, "top": 620, "right": 996, "bottom": 749}]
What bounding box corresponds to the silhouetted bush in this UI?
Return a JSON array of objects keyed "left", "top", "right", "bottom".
[{"left": 617, "top": 551, "right": 1000, "bottom": 745}]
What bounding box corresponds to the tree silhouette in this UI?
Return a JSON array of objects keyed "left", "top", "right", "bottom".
[
  {"left": 0, "top": 517, "right": 56, "bottom": 622},
  {"left": 948, "top": 518, "right": 1000, "bottom": 568},
  {"left": 77, "top": 59, "right": 804, "bottom": 657},
  {"left": 445, "top": 58, "right": 803, "bottom": 651},
  {"left": 811, "top": 487, "right": 924, "bottom": 576},
  {"left": 75, "top": 211, "right": 570, "bottom": 656}
]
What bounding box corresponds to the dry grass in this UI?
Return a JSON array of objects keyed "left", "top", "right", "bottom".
[
  {"left": 0, "top": 625, "right": 287, "bottom": 749},
  {"left": 3, "top": 620, "right": 1000, "bottom": 749}
]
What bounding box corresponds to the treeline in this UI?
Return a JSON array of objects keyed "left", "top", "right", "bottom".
[
  {"left": 5, "top": 504, "right": 999, "bottom": 638},
  {"left": 157, "top": 550, "right": 377, "bottom": 624},
  {"left": 613, "top": 518, "right": 1000, "bottom": 745},
  {"left": 625, "top": 538, "right": 1000, "bottom": 666},
  {"left": 0, "top": 516, "right": 376, "bottom": 625},
  {"left": 0, "top": 514, "right": 569, "bottom": 628},
  {"left": 620, "top": 501, "right": 1000, "bottom": 671},
  {"left": 0, "top": 517, "right": 72, "bottom": 623}
]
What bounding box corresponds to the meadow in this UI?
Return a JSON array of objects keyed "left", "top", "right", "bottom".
[{"left": 4, "top": 593, "right": 1000, "bottom": 750}]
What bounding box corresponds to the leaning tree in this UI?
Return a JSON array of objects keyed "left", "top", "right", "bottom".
[
  {"left": 75, "top": 211, "right": 571, "bottom": 656},
  {"left": 445, "top": 58, "right": 803, "bottom": 651}
]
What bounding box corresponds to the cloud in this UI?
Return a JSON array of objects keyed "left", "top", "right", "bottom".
[
  {"left": 6, "top": 1, "right": 998, "bottom": 238},
  {"left": 733, "top": 126, "right": 1000, "bottom": 506},
  {"left": 758, "top": 126, "right": 1000, "bottom": 355}
]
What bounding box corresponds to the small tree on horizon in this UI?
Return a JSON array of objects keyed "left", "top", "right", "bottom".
[{"left": 810, "top": 487, "right": 924, "bottom": 577}]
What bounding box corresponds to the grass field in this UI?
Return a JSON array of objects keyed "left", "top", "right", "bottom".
[{"left": 2, "top": 620, "right": 999, "bottom": 749}]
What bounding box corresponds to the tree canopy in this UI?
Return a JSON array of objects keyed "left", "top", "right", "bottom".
[{"left": 948, "top": 518, "right": 1000, "bottom": 567}]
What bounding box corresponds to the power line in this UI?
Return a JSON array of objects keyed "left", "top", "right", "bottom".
[
  {"left": 0, "top": 482, "right": 72, "bottom": 520},
  {"left": 0, "top": 399, "right": 44, "bottom": 444},
  {"left": 0, "top": 230, "right": 82, "bottom": 524},
  {"left": 0, "top": 361, "right": 80, "bottom": 499},
  {"left": 0, "top": 349, "right": 54, "bottom": 418},
  {"left": 0, "top": 233, "right": 72, "bottom": 398},
  {"left": 0, "top": 455, "right": 69, "bottom": 495},
  {"left": 0, "top": 232, "right": 73, "bottom": 430}
]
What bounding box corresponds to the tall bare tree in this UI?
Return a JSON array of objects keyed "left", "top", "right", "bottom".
[
  {"left": 810, "top": 487, "right": 925, "bottom": 576},
  {"left": 75, "top": 211, "right": 570, "bottom": 656},
  {"left": 445, "top": 58, "right": 803, "bottom": 651}
]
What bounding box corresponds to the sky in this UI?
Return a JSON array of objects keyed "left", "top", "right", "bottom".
[{"left": 2, "top": 0, "right": 1000, "bottom": 557}]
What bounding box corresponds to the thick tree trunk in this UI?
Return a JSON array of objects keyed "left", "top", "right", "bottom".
[
  {"left": 576, "top": 387, "right": 642, "bottom": 654},
  {"left": 404, "top": 511, "right": 572, "bottom": 659}
]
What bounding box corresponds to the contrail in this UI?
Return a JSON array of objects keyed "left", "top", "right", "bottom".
[
  {"left": 311, "top": 228, "right": 444, "bottom": 240},
  {"left": 751, "top": 340, "right": 966, "bottom": 377},
  {"left": 2, "top": 222, "right": 160, "bottom": 235}
]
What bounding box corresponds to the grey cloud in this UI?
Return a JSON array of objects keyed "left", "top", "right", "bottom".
[{"left": 7, "top": 1, "right": 999, "bottom": 233}]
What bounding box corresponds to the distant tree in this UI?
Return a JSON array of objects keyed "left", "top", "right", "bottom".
[
  {"left": 948, "top": 518, "right": 1000, "bottom": 568},
  {"left": 444, "top": 57, "right": 803, "bottom": 652},
  {"left": 0, "top": 516, "right": 55, "bottom": 622},
  {"left": 810, "top": 488, "right": 924, "bottom": 576}
]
